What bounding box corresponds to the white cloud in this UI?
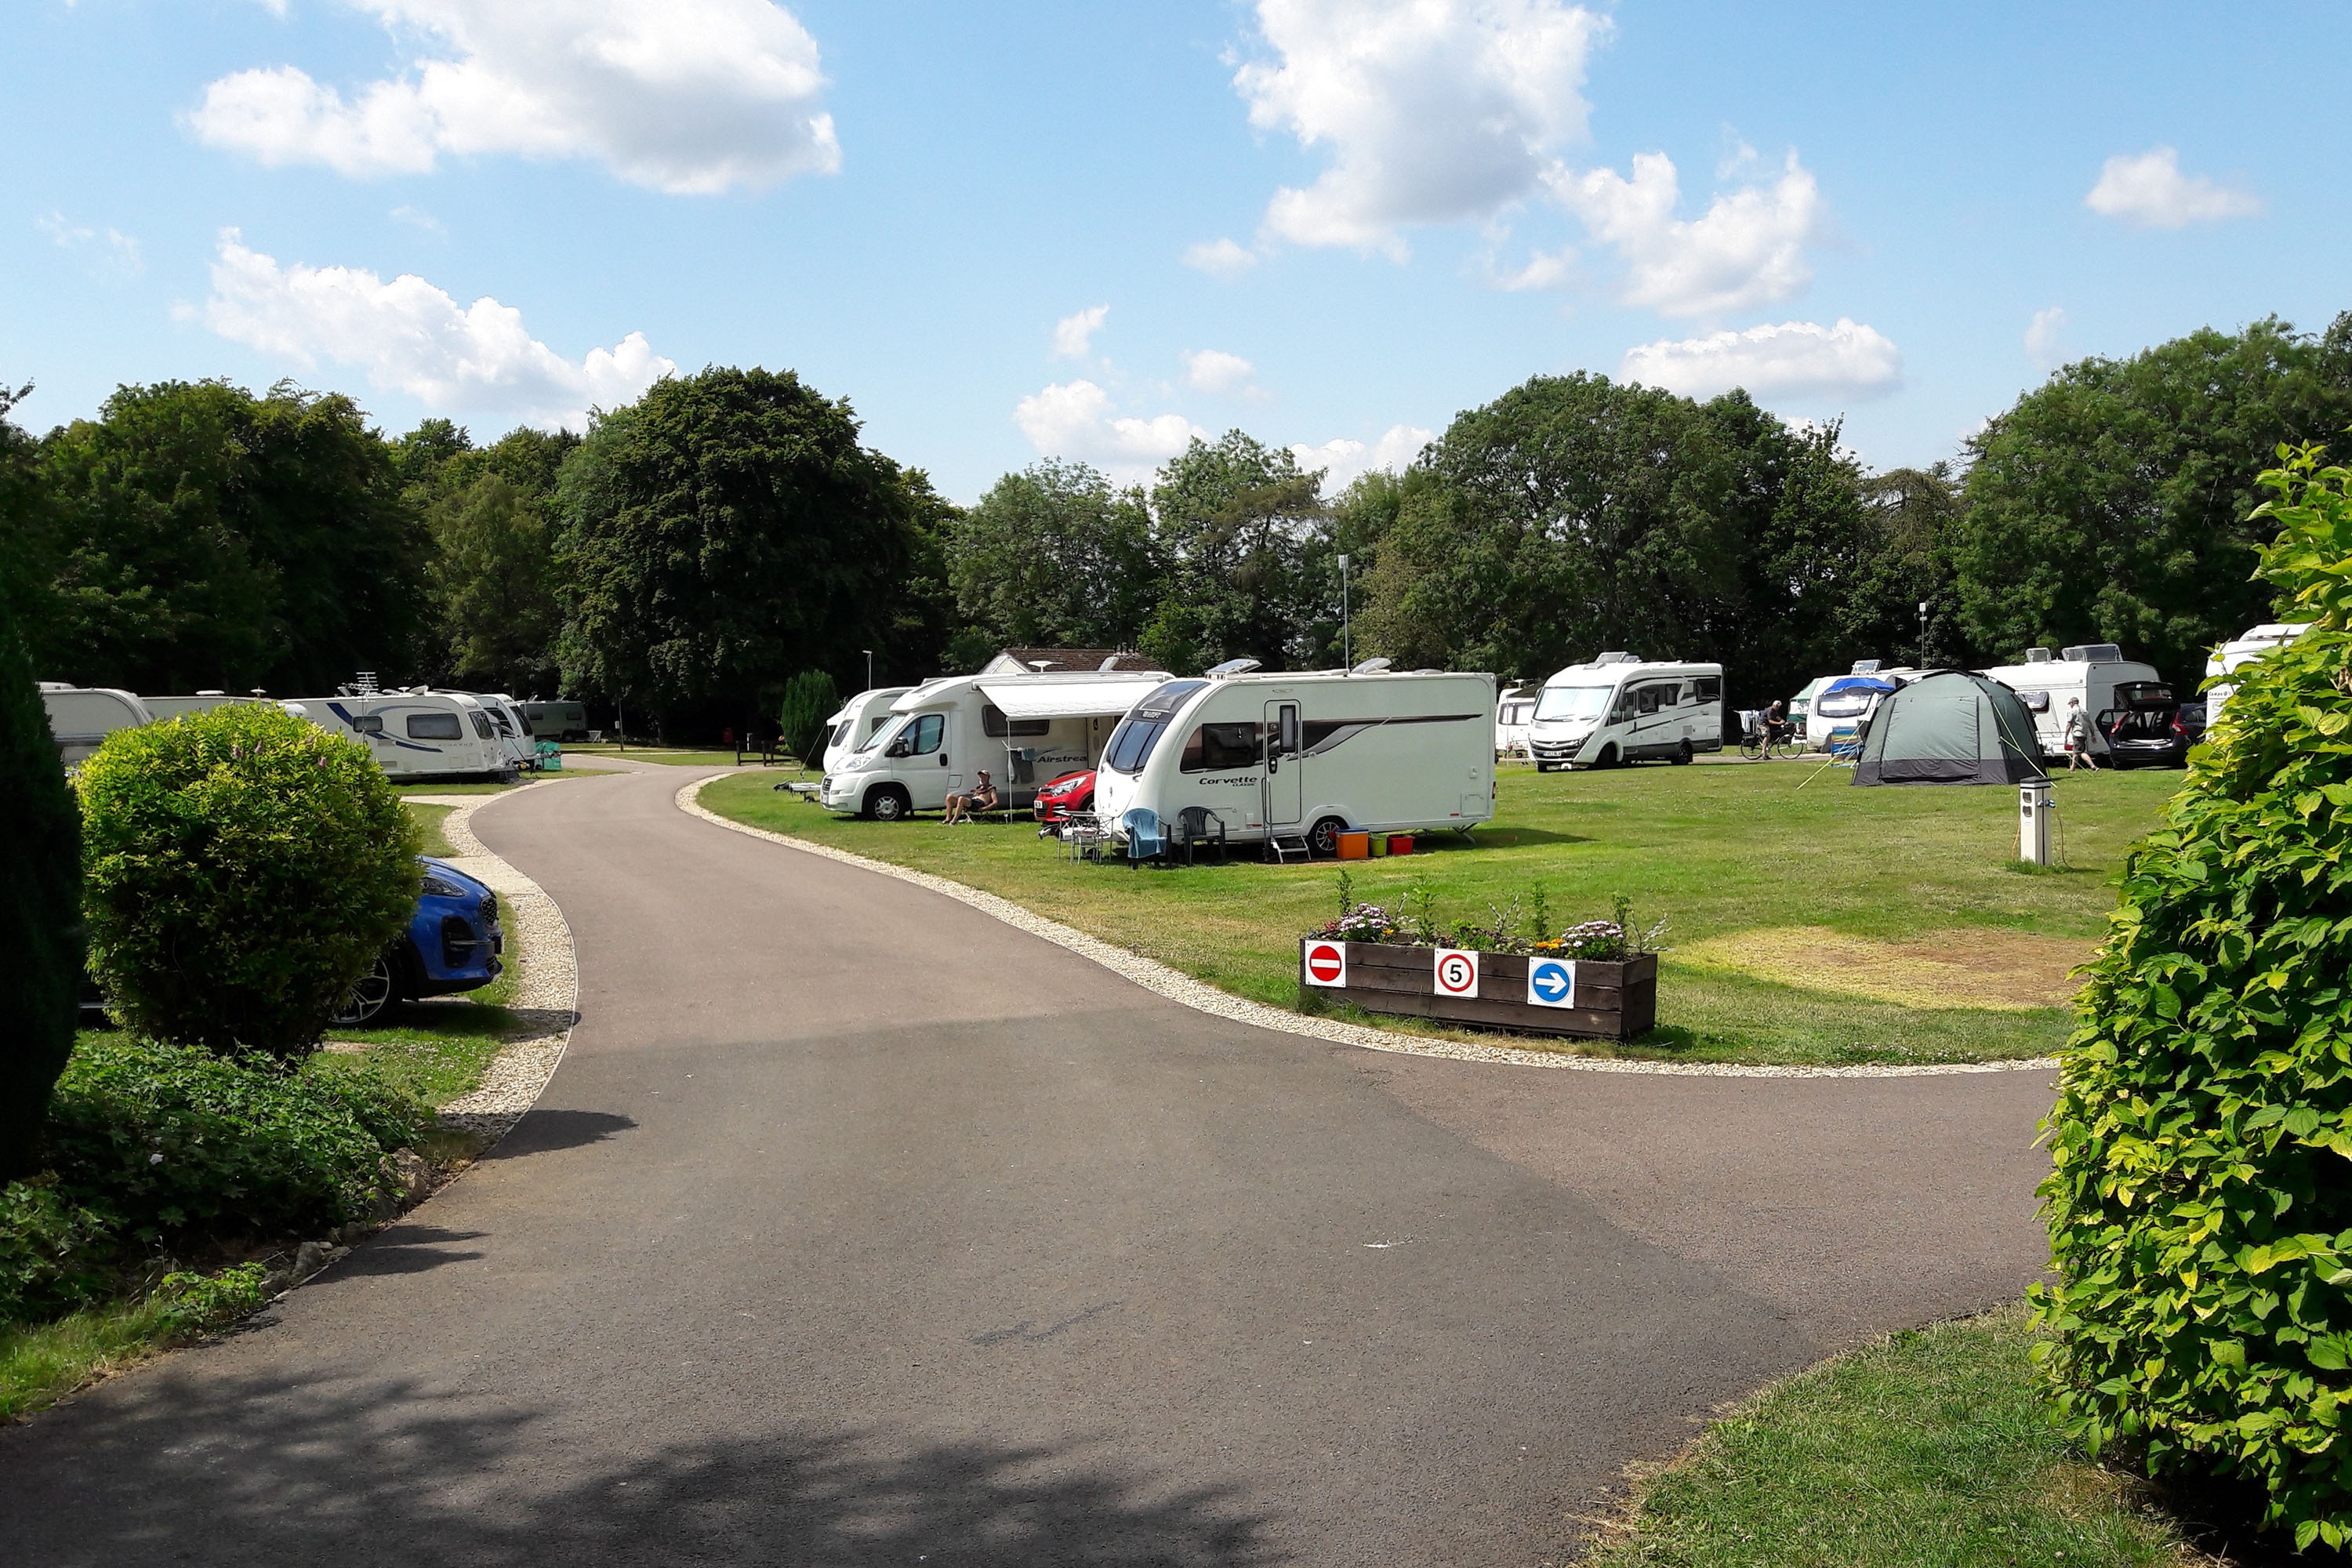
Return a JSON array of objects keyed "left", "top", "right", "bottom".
[
  {"left": 2085, "top": 147, "right": 2262, "bottom": 229},
  {"left": 2024, "top": 306, "right": 2067, "bottom": 368},
  {"left": 201, "top": 230, "right": 674, "bottom": 429},
  {"left": 1012, "top": 380, "right": 1204, "bottom": 485},
  {"left": 188, "top": 0, "right": 840, "bottom": 194},
  {"left": 1490, "top": 244, "right": 1576, "bottom": 291},
  {"left": 1620, "top": 318, "right": 1900, "bottom": 402},
  {"left": 1181, "top": 348, "right": 1261, "bottom": 397},
  {"left": 38, "top": 212, "right": 143, "bottom": 278},
  {"left": 390, "top": 204, "right": 445, "bottom": 236},
  {"left": 1233, "top": 0, "right": 1605, "bottom": 254},
  {"left": 1290, "top": 423, "right": 1432, "bottom": 490},
  {"left": 1184, "top": 238, "right": 1260, "bottom": 280},
  {"left": 1552, "top": 150, "right": 1820, "bottom": 318},
  {"left": 1051, "top": 304, "right": 1109, "bottom": 358}
]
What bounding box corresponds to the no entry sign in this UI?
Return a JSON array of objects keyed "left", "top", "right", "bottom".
[
  {"left": 1304, "top": 941, "right": 1347, "bottom": 987},
  {"left": 1433, "top": 947, "right": 1479, "bottom": 998}
]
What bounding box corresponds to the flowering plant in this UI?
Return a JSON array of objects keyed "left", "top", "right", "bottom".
[
  {"left": 1536, "top": 919, "right": 1633, "bottom": 961},
  {"left": 1312, "top": 902, "right": 1400, "bottom": 942}
]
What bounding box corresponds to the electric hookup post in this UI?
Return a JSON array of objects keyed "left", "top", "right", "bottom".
[{"left": 2019, "top": 779, "right": 2053, "bottom": 866}]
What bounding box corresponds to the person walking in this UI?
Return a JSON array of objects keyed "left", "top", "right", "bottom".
[{"left": 2063, "top": 698, "right": 2099, "bottom": 771}]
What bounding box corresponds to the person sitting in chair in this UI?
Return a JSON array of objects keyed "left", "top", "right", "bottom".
[{"left": 942, "top": 769, "right": 1000, "bottom": 825}]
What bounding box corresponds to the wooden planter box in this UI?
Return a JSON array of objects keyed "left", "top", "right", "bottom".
[{"left": 1300, "top": 939, "right": 1657, "bottom": 1042}]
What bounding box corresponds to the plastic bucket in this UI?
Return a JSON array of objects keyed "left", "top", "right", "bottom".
[
  {"left": 1386, "top": 834, "right": 1415, "bottom": 856},
  {"left": 1335, "top": 831, "right": 1370, "bottom": 860}
]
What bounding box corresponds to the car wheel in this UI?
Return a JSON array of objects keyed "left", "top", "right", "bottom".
[
  {"left": 866, "top": 785, "right": 913, "bottom": 822},
  {"left": 1598, "top": 743, "right": 1620, "bottom": 768},
  {"left": 1673, "top": 739, "right": 1693, "bottom": 765},
  {"left": 330, "top": 949, "right": 400, "bottom": 1027},
  {"left": 1308, "top": 815, "right": 1349, "bottom": 858},
  {"left": 1534, "top": 761, "right": 1553, "bottom": 773}
]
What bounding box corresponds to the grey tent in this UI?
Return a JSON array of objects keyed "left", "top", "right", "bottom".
[{"left": 1852, "top": 670, "right": 2047, "bottom": 786}]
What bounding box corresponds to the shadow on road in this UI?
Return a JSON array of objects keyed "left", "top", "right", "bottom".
[
  {"left": 333, "top": 1225, "right": 489, "bottom": 1278},
  {"left": 9, "top": 1369, "right": 1279, "bottom": 1567},
  {"left": 492, "top": 1108, "right": 637, "bottom": 1157}
]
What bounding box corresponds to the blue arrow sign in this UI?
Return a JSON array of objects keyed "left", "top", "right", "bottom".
[{"left": 1527, "top": 958, "right": 1576, "bottom": 1009}]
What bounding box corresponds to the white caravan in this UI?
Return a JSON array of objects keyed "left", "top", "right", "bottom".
[
  {"left": 2205, "top": 622, "right": 2313, "bottom": 728},
  {"left": 37, "top": 684, "right": 153, "bottom": 768},
  {"left": 142, "top": 691, "right": 262, "bottom": 721},
  {"left": 818, "top": 686, "right": 912, "bottom": 775},
  {"left": 1525, "top": 655, "right": 1724, "bottom": 770},
  {"left": 1494, "top": 686, "right": 1537, "bottom": 760},
  {"left": 1978, "top": 644, "right": 2163, "bottom": 759},
  {"left": 1090, "top": 662, "right": 1497, "bottom": 855},
  {"left": 821, "top": 668, "right": 1170, "bottom": 820},
  {"left": 436, "top": 690, "right": 535, "bottom": 771},
  {"left": 521, "top": 699, "right": 590, "bottom": 741},
  {"left": 1803, "top": 664, "right": 1922, "bottom": 752},
  {"left": 280, "top": 688, "right": 510, "bottom": 781}
]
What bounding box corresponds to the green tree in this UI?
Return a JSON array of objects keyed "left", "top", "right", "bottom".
[
  {"left": 777, "top": 670, "right": 840, "bottom": 764},
  {"left": 949, "top": 460, "right": 1160, "bottom": 653},
  {"left": 552, "top": 367, "right": 940, "bottom": 735},
  {"left": 1143, "top": 432, "right": 1332, "bottom": 673},
  {"left": 427, "top": 474, "right": 560, "bottom": 693},
  {"left": 1848, "top": 463, "right": 1963, "bottom": 668},
  {"left": 1953, "top": 314, "right": 2352, "bottom": 687},
  {"left": 0, "top": 583, "right": 81, "bottom": 1178},
  {"left": 37, "top": 380, "right": 430, "bottom": 694}
]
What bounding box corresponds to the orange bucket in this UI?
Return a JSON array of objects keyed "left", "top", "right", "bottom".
[
  {"left": 1386, "top": 834, "right": 1415, "bottom": 856},
  {"left": 1335, "top": 831, "right": 1370, "bottom": 860}
]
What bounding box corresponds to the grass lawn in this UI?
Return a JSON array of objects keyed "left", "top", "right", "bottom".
[
  {"left": 1583, "top": 1308, "right": 2204, "bottom": 1566},
  {"left": 700, "top": 757, "right": 2182, "bottom": 1065},
  {"left": 404, "top": 800, "right": 457, "bottom": 856},
  {"left": 561, "top": 742, "right": 792, "bottom": 768}
]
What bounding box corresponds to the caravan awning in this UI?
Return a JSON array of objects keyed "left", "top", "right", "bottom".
[{"left": 977, "top": 677, "right": 1157, "bottom": 721}]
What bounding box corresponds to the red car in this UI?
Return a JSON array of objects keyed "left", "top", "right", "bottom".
[{"left": 1032, "top": 768, "right": 1096, "bottom": 823}]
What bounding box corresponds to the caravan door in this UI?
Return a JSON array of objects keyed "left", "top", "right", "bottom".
[{"left": 1263, "top": 700, "right": 1302, "bottom": 829}]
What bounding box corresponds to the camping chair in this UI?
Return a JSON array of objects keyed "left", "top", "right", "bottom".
[
  {"left": 1174, "top": 805, "right": 1227, "bottom": 865},
  {"left": 1120, "top": 808, "right": 1168, "bottom": 869}
]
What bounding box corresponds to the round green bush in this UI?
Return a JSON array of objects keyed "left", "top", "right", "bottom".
[
  {"left": 2034, "top": 445, "right": 2352, "bottom": 1549},
  {"left": 79, "top": 703, "right": 419, "bottom": 1061}
]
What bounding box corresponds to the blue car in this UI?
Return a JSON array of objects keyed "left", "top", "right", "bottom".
[{"left": 332, "top": 857, "right": 504, "bottom": 1025}]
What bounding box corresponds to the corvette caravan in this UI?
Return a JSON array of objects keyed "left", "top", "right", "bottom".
[
  {"left": 1089, "top": 662, "right": 1497, "bottom": 856},
  {"left": 1525, "top": 655, "right": 1723, "bottom": 770},
  {"left": 37, "top": 684, "right": 153, "bottom": 768},
  {"left": 280, "top": 689, "right": 510, "bottom": 781}
]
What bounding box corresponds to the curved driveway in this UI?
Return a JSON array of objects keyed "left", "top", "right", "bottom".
[{"left": 0, "top": 764, "right": 2058, "bottom": 1566}]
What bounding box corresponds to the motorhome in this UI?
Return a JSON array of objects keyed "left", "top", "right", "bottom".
[
  {"left": 1089, "top": 662, "right": 1497, "bottom": 856},
  {"left": 2205, "top": 622, "right": 2313, "bottom": 728},
  {"left": 1978, "top": 644, "right": 2163, "bottom": 760},
  {"left": 37, "top": 684, "right": 153, "bottom": 768},
  {"left": 819, "top": 686, "right": 912, "bottom": 775},
  {"left": 280, "top": 688, "right": 510, "bottom": 781},
  {"left": 1494, "top": 686, "right": 1537, "bottom": 760},
  {"left": 142, "top": 691, "right": 260, "bottom": 721},
  {"left": 820, "top": 668, "right": 1171, "bottom": 820},
  {"left": 521, "top": 699, "right": 590, "bottom": 741},
  {"left": 1525, "top": 655, "right": 1723, "bottom": 770}
]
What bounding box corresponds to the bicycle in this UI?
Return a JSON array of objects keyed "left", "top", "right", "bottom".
[{"left": 1739, "top": 717, "right": 1798, "bottom": 760}]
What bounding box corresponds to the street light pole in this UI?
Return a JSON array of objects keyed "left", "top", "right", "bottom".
[
  {"left": 1338, "top": 554, "right": 1352, "bottom": 669},
  {"left": 862, "top": 648, "right": 873, "bottom": 692},
  {"left": 1917, "top": 601, "right": 1930, "bottom": 667}
]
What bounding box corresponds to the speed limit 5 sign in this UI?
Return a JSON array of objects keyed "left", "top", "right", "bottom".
[{"left": 1432, "top": 947, "right": 1479, "bottom": 998}]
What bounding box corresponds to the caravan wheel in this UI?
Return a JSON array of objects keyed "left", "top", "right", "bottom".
[{"left": 1308, "top": 816, "right": 1349, "bottom": 858}]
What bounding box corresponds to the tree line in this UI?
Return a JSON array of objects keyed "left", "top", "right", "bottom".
[{"left": 5, "top": 314, "right": 2348, "bottom": 738}]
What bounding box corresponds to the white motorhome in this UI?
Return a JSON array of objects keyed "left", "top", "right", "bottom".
[
  {"left": 280, "top": 688, "right": 510, "bottom": 781},
  {"left": 37, "top": 684, "right": 153, "bottom": 768},
  {"left": 1525, "top": 655, "right": 1724, "bottom": 770},
  {"left": 819, "top": 686, "right": 912, "bottom": 775},
  {"left": 820, "top": 668, "right": 1171, "bottom": 820},
  {"left": 1494, "top": 686, "right": 1537, "bottom": 760},
  {"left": 1089, "top": 662, "right": 1497, "bottom": 856},
  {"left": 1978, "top": 644, "right": 2163, "bottom": 759},
  {"left": 2205, "top": 622, "right": 2313, "bottom": 728}
]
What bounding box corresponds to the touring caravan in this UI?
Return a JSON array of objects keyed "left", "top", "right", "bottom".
[
  {"left": 820, "top": 668, "right": 1171, "bottom": 820},
  {"left": 2205, "top": 623, "right": 2313, "bottom": 728},
  {"left": 435, "top": 690, "right": 535, "bottom": 771},
  {"left": 37, "top": 684, "right": 153, "bottom": 768},
  {"left": 1089, "top": 662, "right": 1497, "bottom": 855},
  {"left": 1525, "top": 655, "right": 1724, "bottom": 770},
  {"left": 1494, "top": 687, "right": 1537, "bottom": 760},
  {"left": 280, "top": 688, "right": 510, "bottom": 781},
  {"left": 142, "top": 691, "right": 260, "bottom": 721},
  {"left": 1977, "top": 644, "right": 2163, "bottom": 760},
  {"left": 521, "top": 699, "right": 590, "bottom": 741},
  {"left": 819, "top": 686, "right": 912, "bottom": 775}
]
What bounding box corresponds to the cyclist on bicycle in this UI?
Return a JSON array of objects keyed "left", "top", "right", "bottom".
[{"left": 1764, "top": 699, "right": 1793, "bottom": 746}]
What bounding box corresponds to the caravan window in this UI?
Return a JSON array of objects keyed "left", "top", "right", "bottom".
[
  {"left": 488, "top": 710, "right": 515, "bottom": 735},
  {"left": 1634, "top": 684, "right": 1677, "bottom": 714},
  {"left": 407, "top": 713, "right": 462, "bottom": 739},
  {"left": 2014, "top": 690, "right": 2051, "bottom": 713},
  {"left": 1692, "top": 677, "right": 1721, "bottom": 702},
  {"left": 981, "top": 704, "right": 1052, "bottom": 739},
  {"left": 1180, "top": 722, "right": 1260, "bottom": 772},
  {"left": 469, "top": 712, "right": 495, "bottom": 739},
  {"left": 1534, "top": 686, "right": 1612, "bottom": 722},
  {"left": 830, "top": 720, "right": 853, "bottom": 749},
  {"left": 350, "top": 714, "right": 384, "bottom": 735}
]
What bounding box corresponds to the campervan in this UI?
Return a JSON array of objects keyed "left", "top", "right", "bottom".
[
  {"left": 37, "top": 684, "right": 153, "bottom": 768},
  {"left": 521, "top": 699, "right": 590, "bottom": 742},
  {"left": 1978, "top": 644, "right": 2163, "bottom": 760},
  {"left": 1494, "top": 687, "right": 1537, "bottom": 760},
  {"left": 1525, "top": 655, "right": 1724, "bottom": 770},
  {"left": 2205, "top": 623, "right": 2314, "bottom": 728},
  {"left": 819, "top": 668, "right": 1170, "bottom": 821},
  {"left": 1090, "top": 662, "right": 1497, "bottom": 855},
  {"left": 142, "top": 691, "right": 260, "bottom": 721},
  {"left": 280, "top": 688, "right": 510, "bottom": 781},
  {"left": 819, "top": 686, "right": 912, "bottom": 775}
]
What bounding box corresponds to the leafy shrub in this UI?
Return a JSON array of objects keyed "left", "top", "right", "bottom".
[
  {"left": 779, "top": 669, "right": 840, "bottom": 766},
  {"left": 2034, "top": 444, "right": 2352, "bottom": 1549},
  {"left": 0, "top": 615, "right": 82, "bottom": 1179},
  {"left": 78, "top": 702, "right": 419, "bottom": 1060},
  {"left": 151, "top": 1263, "right": 270, "bottom": 1338},
  {"left": 0, "top": 1178, "right": 115, "bottom": 1325},
  {"left": 38, "top": 1035, "right": 427, "bottom": 1245}
]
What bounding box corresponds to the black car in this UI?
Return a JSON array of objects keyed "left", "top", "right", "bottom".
[{"left": 2100, "top": 682, "right": 2192, "bottom": 768}]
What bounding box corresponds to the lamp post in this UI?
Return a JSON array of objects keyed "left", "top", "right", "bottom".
[
  {"left": 1338, "top": 554, "right": 1352, "bottom": 669},
  {"left": 862, "top": 648, "right": 873, "bottom": 692},
  {"left": 1917, "top": 601, "right": 1930, "bottom": 668}
]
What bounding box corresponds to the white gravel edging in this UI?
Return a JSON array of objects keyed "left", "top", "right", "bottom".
[
  {"left": 676, "top": 776, "right": 2059, "bottom": 1082},
  {"left": 413, "top": 786, "right": 579, "bottom": 1138}
]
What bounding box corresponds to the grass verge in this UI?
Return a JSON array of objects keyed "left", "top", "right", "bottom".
[
  {"left": 405, "top": 800, "right": 457, "bottom": 856},
  {"left": 2, "top": 1296, "right": 187, "bottom": 1422},
  {"left": 562, "top": 743, "right": 789, "bottom": 768},
  {"left": 699, "top": 759, "right": 2180, "bottom": 1065}
]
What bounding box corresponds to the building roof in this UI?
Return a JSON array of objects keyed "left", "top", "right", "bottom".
[{"left": 980, "top": 648, "right": 1157, "bottom": 674}]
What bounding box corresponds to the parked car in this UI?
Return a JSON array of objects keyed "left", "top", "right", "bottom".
[
  {"left": 1032, "top": 768, "right": 1097, "bottom": 824},
  {"left": 332, "top": 858, "right": 504, "bottom": 1025},
  {"left": 2099, "top": 681, "right": 2193, "bottom": 768}
]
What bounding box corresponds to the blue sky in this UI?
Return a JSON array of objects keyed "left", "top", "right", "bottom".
[{"left": 5, "top": 2, "right": 2345, "bottom": 502}]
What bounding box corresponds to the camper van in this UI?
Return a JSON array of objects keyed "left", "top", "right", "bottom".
[
  {"left": 1494, "top": 687, "right": 1537, "bottom": 760},
  {"left": 521, "top": 699, "right": 590, "bottom": 742},
  {"left": 1089, "top": 663, "right": 1497, "bottom": 855},
  {"left": 2205, "top": 623, "right": 2313, "bottom": 728},
  {"left": 38, "top": 684, "right": 153, "bottom": 768},
  {"left": 819, "top": 687, "right": 913, "bottom": 775},
  {"left": 281, "top": 688, "right": 510, "bottom": 782},
  {"left": 820, "top": 669, "right": 1170, "bottom": 820},
  {"left": 1978, "top": 644, "right": 2163, "bottom": 760},
  {"left": 1525, "top": 655, "right": 1724, "bottom": 770}
]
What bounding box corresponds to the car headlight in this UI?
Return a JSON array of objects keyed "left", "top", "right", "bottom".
[{"left": 420, "top": 872, "right": 468, "bottom": 899}]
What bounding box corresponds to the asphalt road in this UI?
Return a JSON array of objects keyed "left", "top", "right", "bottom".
[{"left": 0, "top": 763, "right": 2059, "bottom": 1566}]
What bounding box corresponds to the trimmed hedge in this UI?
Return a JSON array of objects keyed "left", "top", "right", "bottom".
[
  {"left": 2034, "top": 444, "right": 2352, "bottom": 1548},
  {"left": 78, "top": 702, "right": 419, "bottom": 1061},
  {"left": 0, "top": 611, "right": 82, "bottom": 1179}
]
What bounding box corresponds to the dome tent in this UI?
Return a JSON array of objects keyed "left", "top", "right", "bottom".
[{"left": 1852, "top": 670, "right": 2048, "bottom": 786}]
